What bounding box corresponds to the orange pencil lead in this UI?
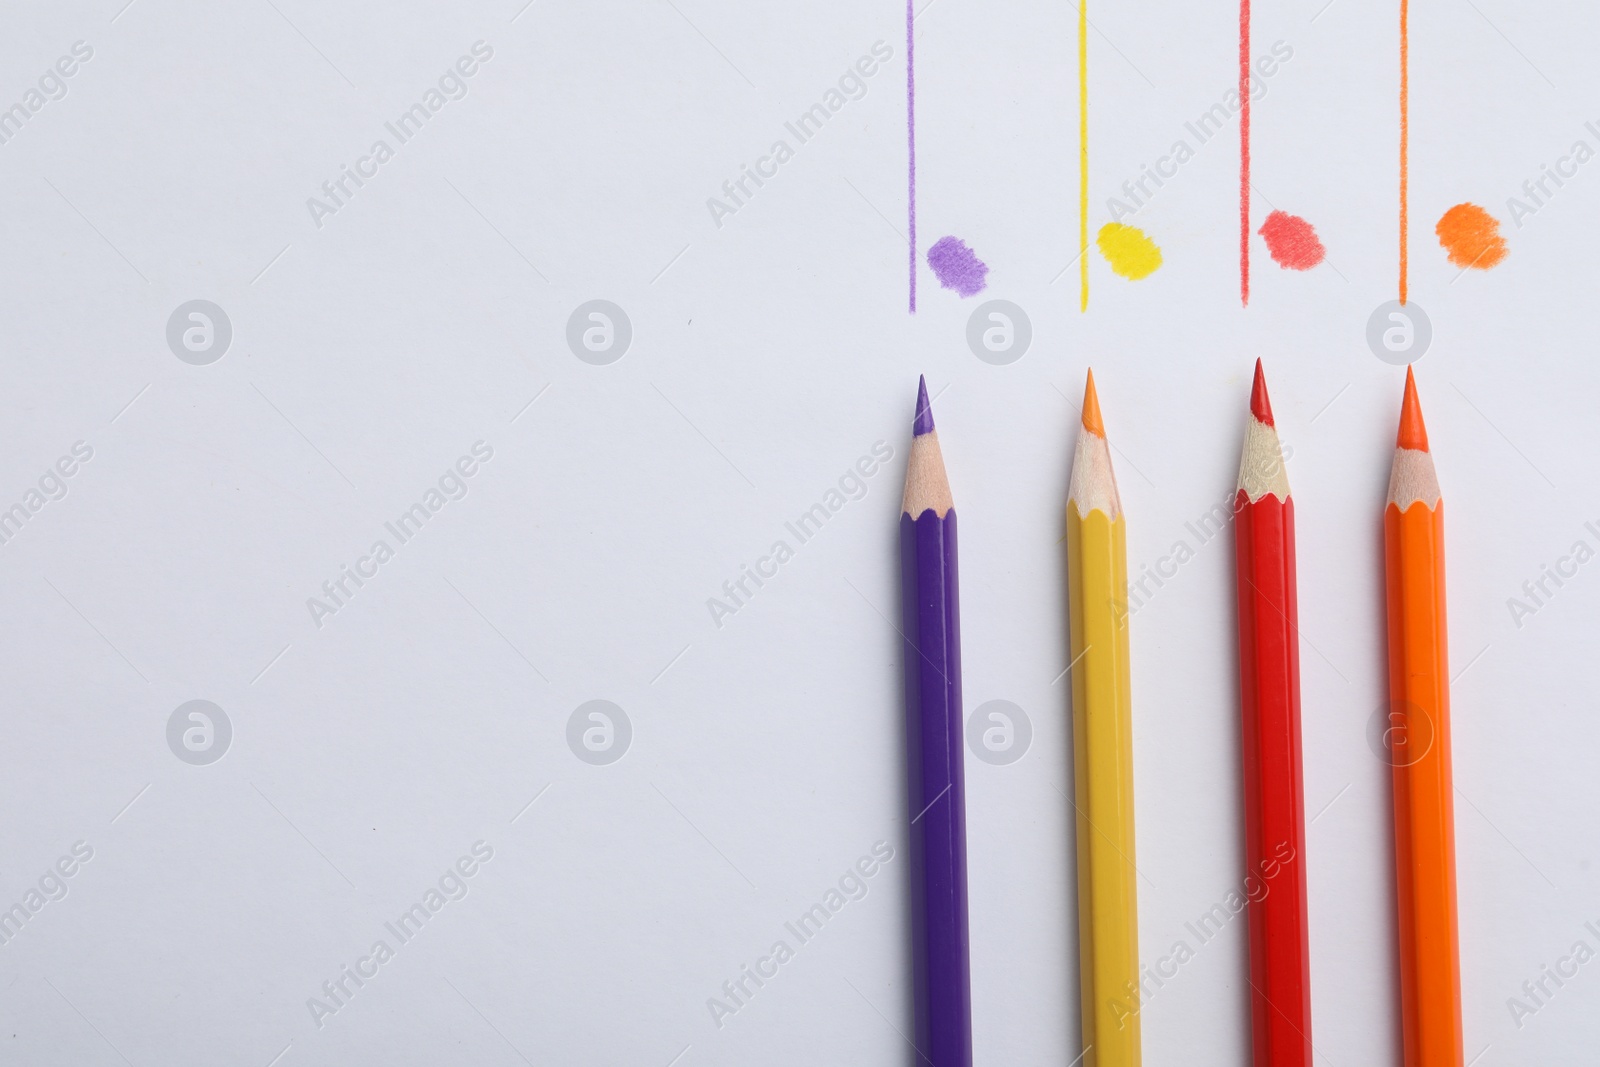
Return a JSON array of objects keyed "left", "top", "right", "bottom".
[
  {"left": 1081, "top": 369, "right": 1106, "bottom": 437},
  {"left": 1250, "top": 359, "right": 1275, "bottom": 426},
  {"left": 1397, "top": 366, "right": 1430, "bottom": 452}
]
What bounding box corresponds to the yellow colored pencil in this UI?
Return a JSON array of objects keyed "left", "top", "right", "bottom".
[{"left": 1066, "top": 370, "right": 1140, "bottom": 1067}]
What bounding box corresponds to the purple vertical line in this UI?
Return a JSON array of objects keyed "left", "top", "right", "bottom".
[{"left": 907, "top": 0, "right": 918, "bottom": 314}]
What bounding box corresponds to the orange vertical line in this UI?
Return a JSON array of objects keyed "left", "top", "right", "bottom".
[{"left": 1399, "top": 0, "right": 1409, "bottom": 304}]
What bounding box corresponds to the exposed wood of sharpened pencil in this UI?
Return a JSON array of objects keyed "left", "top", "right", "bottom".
[{"left": 903, "top": 418, "right": 954, "bottom": 519}]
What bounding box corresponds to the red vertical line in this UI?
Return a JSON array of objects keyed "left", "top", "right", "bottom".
[
  {"left": 1399, "top": 0, "right": 1409, "bottom": 304},
  {"left": 1239, "top": 0, "right": 1251, "bottom": 305},
  {"left": 907, "top": 0, "right": 918, "bottom": 314}
]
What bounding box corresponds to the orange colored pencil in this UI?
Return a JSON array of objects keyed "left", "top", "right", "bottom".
[{"left": 1382, "top": 368, "right": 1462, "bottom": 1066}]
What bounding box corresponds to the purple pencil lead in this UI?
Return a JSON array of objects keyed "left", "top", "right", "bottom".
[{"left": 913, "top": 375, "right": 935, "bottom": 436}]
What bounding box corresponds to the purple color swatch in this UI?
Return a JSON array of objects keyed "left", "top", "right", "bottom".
[
  {"left": 926, "top": 236, "right": 989, "bottom": 298},
  {"left": 899, "top": 507, "right": 971, "bottom": 1067},
  {"left": 913, "top": 375, "right": 935, "bottom": 436},
  {"left": 907, "top": 0, "right": 917, "bottom": 314}
]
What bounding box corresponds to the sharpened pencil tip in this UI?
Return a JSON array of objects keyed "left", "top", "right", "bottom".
[
  {"left": 912, "top": 375, "right": 935, "bottom": 436},
  {"left": 1250, "top": 359, "right": 1275, "bottom": 426},
  {"left": 1081, "top": 369, "right": 1105, "bottom": 437},
  {"left": 1397, "top": 366, "right": 1429, "bottom": 452}
]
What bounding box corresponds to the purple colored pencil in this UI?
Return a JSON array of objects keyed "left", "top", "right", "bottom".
[{"left": 898, "top": 376, "right": 971, "bottom": 1066}]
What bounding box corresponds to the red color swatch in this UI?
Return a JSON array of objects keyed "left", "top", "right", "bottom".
[{"left": 1258, "top": 211, "right": 1326, "bottom": 271}]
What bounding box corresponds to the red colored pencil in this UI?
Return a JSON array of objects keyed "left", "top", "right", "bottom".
[{"left": 1233, "top": 361, "right": 1313, "bottom": 1066}]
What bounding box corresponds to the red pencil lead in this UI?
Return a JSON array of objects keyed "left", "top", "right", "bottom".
[
  {"left": 1397, "top": 366, "right": 1430, "bottom": 452},
  {"left": 1250, "top": 359, "right": 1275, "bottom": 427}
]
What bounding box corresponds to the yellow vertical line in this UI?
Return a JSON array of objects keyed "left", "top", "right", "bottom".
[{"left": 1078, "top": 0, "right": 1089, "bottom": 312}]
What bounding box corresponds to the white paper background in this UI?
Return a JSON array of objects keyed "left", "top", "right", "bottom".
[{"left": 0, "top": 0, "right": 1594, "bottom": 1064}]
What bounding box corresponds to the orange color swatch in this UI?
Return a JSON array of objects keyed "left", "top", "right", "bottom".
[{"left": 1435, "top": 203, "right": 1507, "bottom": 270}]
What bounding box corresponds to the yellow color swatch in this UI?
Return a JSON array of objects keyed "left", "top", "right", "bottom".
[{"left": 1096, "top": 223, "right": 1163, "bottom": 281}]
